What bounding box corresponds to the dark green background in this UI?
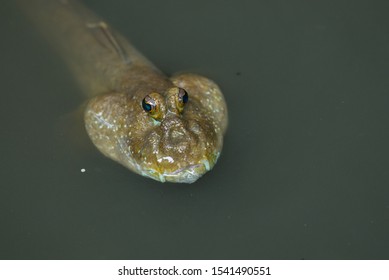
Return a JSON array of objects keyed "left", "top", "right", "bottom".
[{"left": 1, "top": 0, "right": 388, "bottom": 259}]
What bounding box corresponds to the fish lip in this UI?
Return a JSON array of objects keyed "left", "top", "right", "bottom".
[
  {"left": 168, "top": 163, "right": 203, "bottom": 176},
  {"left": 164, "top": 159, "right": 211, "bottom": 176},
  {"left": 144, "top": 159, "right": 212, "bottom": 183}
]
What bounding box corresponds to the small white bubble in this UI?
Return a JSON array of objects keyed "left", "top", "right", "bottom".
[{"left": 81, "top": 168, "right": 86, "bottom": 173}]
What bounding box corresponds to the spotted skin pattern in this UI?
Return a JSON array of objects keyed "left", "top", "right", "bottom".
[{"left": 19, "top": 0, "right": 227, "bottom": 183}]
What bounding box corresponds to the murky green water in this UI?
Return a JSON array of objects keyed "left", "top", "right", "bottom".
[{"left": 1, "top": 0, "right": 388, "bottom": 259}]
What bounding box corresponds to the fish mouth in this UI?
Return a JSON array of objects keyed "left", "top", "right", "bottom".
[{"left": 142, "top": 158, "right": 212, "bottom": 183}]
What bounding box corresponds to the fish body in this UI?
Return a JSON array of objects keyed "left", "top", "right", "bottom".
[{"left": 19, "top": 0, "right": 227, "bottom": 183}]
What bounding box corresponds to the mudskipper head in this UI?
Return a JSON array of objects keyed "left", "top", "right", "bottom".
[
  {"left": 135, "top": 86, "right": 222, "bottom": 183},
  {"left": 85, "top": 73, "right": 227, "bottom": 183}
]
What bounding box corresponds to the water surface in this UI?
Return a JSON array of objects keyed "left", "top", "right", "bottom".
[{"left": 1, "top": 0, "right": 388, "bottom": 259}]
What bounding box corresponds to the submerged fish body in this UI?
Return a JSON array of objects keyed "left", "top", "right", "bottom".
[{"left": 19, "top": 0, "right": 227, "bottom": 183}]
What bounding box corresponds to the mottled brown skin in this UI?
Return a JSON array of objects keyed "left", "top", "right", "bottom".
[
  {"left": 19, "top": 0, "right": 227, "bottom": 183},
  {"left": 85, "top": 73, "right": 227, "bottom": 183}
]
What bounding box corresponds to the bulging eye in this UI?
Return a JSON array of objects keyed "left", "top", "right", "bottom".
[
  {"left": 142, "top": 97, "right": 153, "bottom": 112},
  {"left": 178, "top": 88, "right": 188, "bottom": 104},
  {"left": 142, "top": 94, "right": 163, "bottom": 120},
  {"left": 142, "top": 95, "right": 155, "bottom": 112},
  {"left": 176, "top": 88, "right": 189, "bottom": 112}
]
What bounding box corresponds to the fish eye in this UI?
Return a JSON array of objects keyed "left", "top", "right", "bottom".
[
  {"left": 141, "top": 93, "right": 164, "bottom": 120},
  {"left": 142, "top": 95, "right": 155, "bottom": 112},
  {"left": 175, "top": 88, "right": 188, "bottom": 113},
  {"left": 178, "top": 88, "right": 189, "bottom": 104}
]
